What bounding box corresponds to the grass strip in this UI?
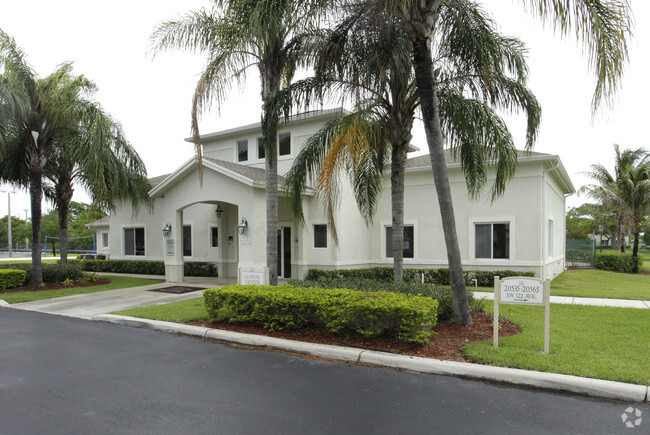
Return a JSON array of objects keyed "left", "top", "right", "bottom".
[
  {"left": 1, "top": 276, "right": 164, "bottom": 304},
  {"left": 464, "top": 302, "right": 650, "bottom": 385},
  {"left": 113, "top": 297, "right": 208, "bottom": 323}
]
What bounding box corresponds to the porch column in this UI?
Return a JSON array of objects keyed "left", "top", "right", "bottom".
[{"left": 164, "top": 209, "right": 184, "bottom": 282}]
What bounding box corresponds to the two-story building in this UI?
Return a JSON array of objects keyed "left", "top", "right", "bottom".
[{"left": 89, "top": 108, "right": 575, "bottom": 282}]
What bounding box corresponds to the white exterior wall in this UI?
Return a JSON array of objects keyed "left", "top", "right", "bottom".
[{"left": 98, "top": 110, "right": 573, "bottom": 282}]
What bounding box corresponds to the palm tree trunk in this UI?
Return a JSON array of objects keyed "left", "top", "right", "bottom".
[
  {"left": 632, "top": 231, "right": 640, "bottom": 273},
  {"left": 618, "top": 212, "right": 625, "bottom": 253},
  {"left": 412, "top": 37, "right": 472, "bottom": 325},
  {"left": 261, "top": 65, "right": 280, "bottom": 286},
  {"left": 265, "top": 130, "right": 279, "bottom": 286},
  {"left": 58, "top": 198, "right": 70, "bottom": 264},
  {"left": 391, "top": 145, "right": 406, "bottom": 283},
  {"left": 28, "top": 167, "right": 43, "bottom": 285}
]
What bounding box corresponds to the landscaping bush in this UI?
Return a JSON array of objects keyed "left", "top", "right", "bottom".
[
  {"left": 68, "top": 259, "right": 218, "bottom": 277},
  {"left": 204, "top": 284, "right": 438, "bottom": 344},
  {"left": 304, "top": 267, "right": 534, "bottom": 287},
  {"left": 41, "top": 263, "right": 84, "bottom": 283},
  {"left": 289, "top": 276, "right": 473, "bottom": 321},
  {"left": 0, "top": 263, "right": 83, "bottom": 284},
  {"left": 0, "top": 269, "right": 27, "bottom": 290},
  {"left": 595, "top": 251, "right": 644, "bottom": 273}
]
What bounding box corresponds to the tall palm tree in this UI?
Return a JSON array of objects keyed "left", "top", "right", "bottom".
[
  {"left": 151, "top": 0, "right": 327, "bottom": 285},
  {"left": 581, "top": 145, "right": 649, "bottom": 271},
  {"left": 0, "top": 30, "right": 119, "bottom": 284},
  {"left": 43, "top": 115, "right": 151, "bottom": 264},
  {"left": 284, "top": 1, "right": 540, "bottom": 294},
  {"left": 369, "top": 0, "right": 632, "bottom": 324}
]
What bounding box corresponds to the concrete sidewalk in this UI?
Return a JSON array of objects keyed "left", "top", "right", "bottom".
[{"left": 473, "top": 290, "right": 650, "bottom": 309}]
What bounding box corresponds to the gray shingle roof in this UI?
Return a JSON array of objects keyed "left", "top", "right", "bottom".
[
  {"left": 405, "top": 149, "right": 551, "bottom": 169},
  {"left": 203, "top": 157, "right": 286, "bottom": 184}
]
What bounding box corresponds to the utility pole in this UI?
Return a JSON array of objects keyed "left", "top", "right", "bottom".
[
  {"left": 1, "top": 190, "right": 15, "bottom": 257},
  {"left": 24, "top": 208, "right": 29, "bottom": 250}
]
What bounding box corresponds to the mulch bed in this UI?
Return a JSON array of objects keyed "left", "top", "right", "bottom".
[
  {"left": 0, "top": 279, "right": 111, "bottom": 294},
  {"left": 189, "top": 314, "right": 521, "bottom": 362}
]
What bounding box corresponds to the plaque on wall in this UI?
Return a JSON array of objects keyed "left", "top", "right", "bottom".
[{"left": 166, "top": 239, "right": 175, "bottom": 256}]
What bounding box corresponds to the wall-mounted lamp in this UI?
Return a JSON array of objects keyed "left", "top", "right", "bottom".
[
  {"left": 238, "top": 217, "right": 248, "bottom": 235},
  {"left": 215, "top": 204, "right": 224, "bottom": 219},
  {"left": 162, "top": 222, "right": 172, "bottom": 238}
]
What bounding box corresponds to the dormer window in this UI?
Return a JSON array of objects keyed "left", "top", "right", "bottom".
[{"left": 237, "top": 140, "right": 248, "bottom": 162}]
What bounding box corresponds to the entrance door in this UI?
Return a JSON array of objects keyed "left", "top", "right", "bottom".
[{"left": 276, "top": 226, "right": 291, "bottom": 279}]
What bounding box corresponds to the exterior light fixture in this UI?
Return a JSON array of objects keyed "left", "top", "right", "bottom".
[
  {"left": 215, "top": 204, "right": 224, "bottom": 219},
  {"left": 162, "top": 222, "right": 172, "bottom": 238},
  {"left": 238, "top": 217, "right": 248, "bottom": 235}
]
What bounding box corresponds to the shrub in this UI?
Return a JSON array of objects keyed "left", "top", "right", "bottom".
[
  {"left": 304, "top": 267, "right": 534, "bottom": 287},
  {"left": 204, "top": 284, "right": 438, "bottom": 344},
  {"left": 595, "top": 251, "right": 644, "bottom": 273},
  {"left": 0, "top": 263, "right": 83, "bottom": 284},
  {"left": 41, "top": 263, "right": 84, "bottom": 283},
  {"left": 0, "top": 269, "right": 27, "bottom": 290},
  {"left": 289, "top": 276, "right": 469, "bottom": 321},
  {"left": 68, "top": 259, "right": 218, "bottom": 277}
]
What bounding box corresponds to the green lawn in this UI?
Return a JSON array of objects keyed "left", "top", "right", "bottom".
[
  {"left": 464, "top": 302, "right": 650, "bottom": 385},
  {"left": 113, "top": 297, "right": 207, "bottom": 323},
  {"left": 1, "top": 276, "right": 164, "bottom": 304},
  {"left": 475, "top": 268, "right": 650, "bottom": 300},
  {"left": 113, "top": 296, "right": 649, "bottom": 385}
]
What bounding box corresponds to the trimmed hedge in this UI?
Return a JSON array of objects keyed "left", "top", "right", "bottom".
[
  {"left": 595, "top": 251, "right": 644, "bottom": 273},
  {"left": 204, "top": 284, "right": 438, "bottom": 344},
  {"left": 68, "top": 259, "right": 217, "bottom": 277},
  {"left": 289, "top": 276, "right": 481, "bottom": 321},
  {"left": 305, "top": 267, "right": 534, "bottom": 287},
  {"left": 0, "top": 269, "right": 27, "bottom": 290},
  {"left": 0, "top": 263, "right": 83, "bottom": 284}
]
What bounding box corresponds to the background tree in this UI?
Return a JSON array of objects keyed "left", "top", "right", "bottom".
[
  {"left": 151, "top": 0, "right": 327, "bottom": 285},
  {"left": 43, "top": 114, "right": 150, "bottom": 263},
  {"left": 580, "top": 144, "right": 648, "bottom": 252},
  {"left": 374, "top": 0, "right": 631, "bottom": 324},
  {"left": 581, "top": 145, "right": 650, "bottom": 271}
]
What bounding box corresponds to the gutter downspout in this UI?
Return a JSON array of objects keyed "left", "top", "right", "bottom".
[{"left": 542, "top": 160, "right": 560, "bottom": 280}]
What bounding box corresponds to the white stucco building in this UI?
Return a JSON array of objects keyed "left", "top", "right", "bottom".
[{"left": 89, "top": 109, "right": 575, "bottom": 282}]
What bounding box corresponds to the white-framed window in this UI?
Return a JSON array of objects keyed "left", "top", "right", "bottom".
[
  {"left": 475, "top": 223, "right": 509, "bottom": 259},
  {"left": 210, "top": 226, "right": 219, "bottom": 248},
  {"left": 237, "top": 139, "right": 248, "bottom": 162},
  {"left": 313, "top": 224, "right": 327, "bottom": 248},
  {"left": 101, "top": 232, "right": 109, "bottom": 248},
  {"left": 124, "top": 227, "right": 145, "bottom": 256},
  {"left": 385, "top": 225, "right": 415, "bottom": 258},
  {"left": 257, "top": 137, "right": 265, "bottom": 159},
  {"left": 183, "top": 225, "right": 192, "bottom": 257},
  {"left": 278, "top": 132, "right": 291, "bottom": 156}
]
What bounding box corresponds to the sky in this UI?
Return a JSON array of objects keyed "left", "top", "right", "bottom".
[{"left": 1, "top": 0, "right": 649, "bottom": 220}]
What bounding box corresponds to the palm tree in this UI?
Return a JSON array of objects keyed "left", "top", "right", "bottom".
[
  {"left": 43, "top": 115, "right": 151, "bottom": 264},
  {"left": 581, "top": 145, "right": 650, "bottom": 271},
  {"left": 0, "top": 30, "right": 118, "bottom": 284},
  {"left": 369, "top": 0, "right": 632, "bottom": 324},
  {"left": 284, "top": 1, "right": 541, "bottom": 296},
  {"left": 580, "top": 144, "right": 648, "bottom": 252},
  {"left": 151, "top": 0, "right": 326, "bottom": 285}
]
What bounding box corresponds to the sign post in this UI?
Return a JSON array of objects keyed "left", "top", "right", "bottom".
[{"left": 493, "top": 276, "right": 550, "bottom": 354}]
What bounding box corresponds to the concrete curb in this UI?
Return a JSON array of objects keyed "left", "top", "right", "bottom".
[{"left": 92, "top": 314, "right": 649, "bottom": 404}]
